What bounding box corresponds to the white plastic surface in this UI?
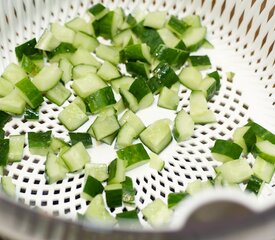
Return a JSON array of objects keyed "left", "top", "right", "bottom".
[{"left": 0, "top": 0, "right": 274, "bottom": 228}]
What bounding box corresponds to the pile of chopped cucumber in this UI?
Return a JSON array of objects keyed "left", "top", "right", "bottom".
[{"left": 0, "top": 3, "right": 274, "bottom": 227}]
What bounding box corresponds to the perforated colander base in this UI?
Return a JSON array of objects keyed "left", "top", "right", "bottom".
[{"left": 0, "top": 0, "right": 274, "bottom": 226}]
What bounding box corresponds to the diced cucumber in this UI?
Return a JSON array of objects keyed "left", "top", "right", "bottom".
[
  {"left": 20, "top": 55, "right": 40, "bottom": 76},
  {"left": 28, "top": 131, "right": 51, "bottom": 156},
  {"left": 58, "top": 103, "right": 88, "bottom": 131},
  {"left": 199, "top": 76, "right": 217, "bottom": 100},
  {"left": 158, "top": 87, "right": 179, "bottom": 110},
  {"left": 105, "top": 184, "right": 123, "bottom": 208},
  {"left": 140, "top": 119, "right": 172, "bottom": 154},
  {"left": 45, "top": 151, "right": 68, "bottom": 184},
  {"left": 114, "top": 99, "right": 125, "bottom": 114},
  {"left": 116, "top": 210, "right": 139, "bottom": 222},
  {"left": 186, "top": 180, "right": 212, "bottom": 195},
  {"left": 129, "top": 77, "right": 152, "bottom": 103},
  {"left": 72, "top": 97, "right": 87, "bottom": 113},
  {"left": 245, "top": 175, "right": 263, "bottom": 195},
  {"left": 72, "top": 64, "right": 97, "bottom": 79},
  {"left": 188, "top": 55, "right": 211, "bottom": 70},
  {"left": 142, "top": 199, "right": 172, "bottom": 227},
  {"left": 111, "top": 76, "right": 135, "bottom": 93},
  {"left": 47, "top": 43, "right": 76, "bottom": 60},
  {"left": 0, "top": 77, "right": 13, "bottom": 97},
  {"left": 73, "top": 32, "right": 99, "bottom": 52},
  {"left": 85, "top": 86, "right": 116, "bottom": 114},
  {"left": 85, "top": 163, "right": 109, "bottom": 182},
  {"left": 85, "top": 194, "right": 116, "bottom": 225},
  {"left": 183, "top": 15, "right": 202, "bottom": 27},
  {"left": 69, "top": 132, "right": 92, "bottom": 147},
  {"left": 83, "top": 175, "right": 104, "bottom": 198},
  {"left": 0, "top": 90, "right": 26, "bottom": 115},
  {"left": 113, "top": 29, "right": 133, "bottom": 48},
  {"left": 45, "top": 82, "right": 71, "bottom": 106},
  {"left": 2, "top": 63, "right": 27, "bottom": 85},
  {"left": 119, "top": 88, "right": 139, "bottom": 113},
  {"left": 97, "top": 61, "right": 121, "bottom": 81},
  {"left": 122, "top": 176, "right": 135, "bottom": 205},
  {"left": 126, "top": 61, "right": 150, "bottom": 78},
  {"left": 24, "top": 107, "right": 39, "bottom": 120},
  {"left": 211, "top": 139, "right": 243, "bottom": 163},
  {"left": 8, "top": 135, "right": 25, "bottom": 162},
  {"left": 1, "top": 176, "right": 16, "bottom": 198},
  {"left": 88, "top": 3, "right": 109, "bottom": 20},
  {"left": 96, "top": 44, "right": 120, "bottom": 65},
  {"left": 255, "top": 141, "right": 275, "bottom": 163},
  {"left": 59, "top": 58, "right": 73, "bottom": 83},
  {"left": 61, "top": 142, "right": 90, "bottom": 172},
  {"left": 179, "top": 67, "right": 202, "bottom": 90},
  {"left": 173, "top": 109, "right": 194, "bottom": 142},
  {"left": 70, "top": 48, "right": 101, "bottom": 68},
  {"left": 247, "top": 120, "right": 275, "bottom": 144},
  {"left": 168, "top": 192, "right": 189, "bottom": 208},
  {"left": 35, "top": 29, "right": 61, "bottom": 51},
  {"left": 15, "top": 78, "right": 44, "bottom": 109},
  {"left": 149, "top": 152, "right": 165, "bottom": 171},
  {"left": 0, "top": 111, "right": 12, "bottom": 127},
  {"left": 253, "top": 156, "right": 275, "bottom": 183},
  {"left": 32, "top": 64, "right": 62, "bottom": 92},
  {"left": 166, "top": 16, "right": 189, "bottom": 36},
  {"left": 143, "top": 11, "right": 167, "bottom": 29},
  {"left": 50, "top": 137, "right": 69, "bottom": 154},
  {"left": 233, "top": 126, "right": 255, "bottom": 154},
  {"left": 72, "top": 73, "right": 106, "bottom": 98},
  {"left": 0, "top": 139, "right": 9, "bottom": 166},
  {"left": 218, "top": 159, "right": 253, "bottom": 184},
  {"left": 66, "top": 17, "right": 94, "bottom": 35},
  {"left": 15, "top": 38, "right": 41, "bottom": 61},
  {"left": 182, "top": 27, "right": 207, "bottom": 51},
  {"left": 117, "top": 143, "right": 150, "bottom": 171},
  {"left": 157, "top": 28, "right": 180, "bottom": 48},
  {"left": 120, "top": 43, "right": 151, "bottom": 63},
  {"left": 108, "top": 158, "right": 126, "bottom": 184},
  {"left": 116, "top": 123, "right": 136, "bottom": 149},
  {"left": 51, "top": 22, "right": 75, "bottom": 44}
]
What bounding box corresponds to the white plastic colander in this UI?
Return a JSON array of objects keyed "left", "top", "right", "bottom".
[{"left": 0, "top": 0, "right": 274, "bottom": 240}]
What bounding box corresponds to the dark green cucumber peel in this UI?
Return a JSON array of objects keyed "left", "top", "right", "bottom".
[
  {"left": 168, "top": 192, "right": 189, "bottom": 208},
  {"left": 167, "top": 16, "right": 189, "bottom": 36},
  {"left": 24, "top": 107, "right": 39, "bottom": 120},
  {"left": 28, "top": 131, "right": 52, "bottom": 150},
  {"left": 247, "top": 120, "right": 275, "bottom": 144},
  {"left": 15, "top": 38, "right": 42, "bottom": 61},
  {"left": 69, "top": 132, "right": 92, "bottom": 147},
  {"left": 126, "top": 61, "right": 149, "bottom": 78},
  {"left": 245, "top": 175, "right": 263, "bottom": 195},
  {"left": 0, "top": 139, "right": 9, "bottom": 166},
  {"left": 207, "top": 71, "right": 221, "bottom": 91},
  {"left": 46, "top": 43, "right": 77, "bottom": 59},
  {"left": 0, "top": 111, "right": 12, "bottom": 128},
  {"left": 88, "top": 3, "right": 107, "bottom": 16},
  {"left": 129, "top": 77, "right": 151, "bottom": 102},
  {"left": 211, "top": 139, "right": 243, "bottom": 159},
  {"left": 122, "top": 176, "right": 135, "bottom": 205},
  {"left": 83, "top": 175, "right": 104, "bottom": 197},
  {"left": 21, "top": 55, "right": 40, "bottom": 75}
]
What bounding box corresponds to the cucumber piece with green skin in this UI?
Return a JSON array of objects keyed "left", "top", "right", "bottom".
[
  {"left": 97, "top": 61, "right": 121, "bottom": 81},
  {"left": 28, "top": 131, "right": 52, "bottom": 156},
  {"left": 105, "top": 184, "right": 123, "bottom": 208},
  {"left": 116, "top": 123, "right": 136, "bottom": 149},
  {"left": 2, "top": 63, "right": 27, "bottom": 86},
  {"left": 245, "top": 175, "right": 263, "bottom": 195},
  {"left": 50, "top": 137, "right": 69, "bottom": 154},
  {"left": 69, "top": 132, "right": 92, "bottom": 147},
  {"left": 72, "top": 65, "right": 97, "bottom": 79},
  {"left": 183, "top": 15, "right": 202, "bottom": 27},
  {"left": 153, "top": 44, "right": 189, "bottom": 69},
  {"left": 20, "top": 55, "right": 40, "bottom": 76},
  {"left": 119, "top": 88, "right": 139, "bottom": 113},
  {"left": 88, "top": 3, "right": 109, "bottom": 20},
  {"left": 83, "top": 175, "right": 104, "bottom": 198},
  {"left": 122, "top": 176, "right": 135, "bottom": 205},
  {"left": 158, "top": 87, "right": 179, "bottom": 110},
  {"left": 0, "top": 90, "right": 26, "bottom": 115},
  {"left": 66, "top": 17, "right": 94, "bottom": 35},
  {"left": 108, "top": 158, "right": 126, "bottom": 184},
  {"left": 116, "top": 210, "right": 139, "bottom": 221},
  {"left": 61, "top": 142, "right": 90, "bottom": 172},
  {"left": 166, "top": 16, "right": 189, "bottom": 36},
  {"left": 70, "top": 48, "right": 101, "bottom": 68},
  {"left": 91, "top": 114, "right": 120, "bottom": 141},
  {"left": 168, "top": 192, "right": 189, "bottom": 208},
  {"left": 24, "top": 107, "right": 39, "bottom": 120},
  {"left": 179, "top": 67, "right": 202, "bottom": 90},
  {"left": 73, "top": 31, "right": 99, "bottom": 52},
  {"left": 143, "top": 11, "right": 167, "bottom": 29},
  {"left": 46, "top": 43, "right": 76, "bottom": 59},
  {"left": 186, "top": 180, "right": 212, "bottom": 195},
  {"left": 35, "top": 29, "right": 61, "bottom": 51},
  {"left": 0, "top": 129, "right": 4, "bottom": 139},
  {"left": 253, "top": 156, "right": 275, "bottom": 183},
  {"left": 8, "top": 135, "right": 25, "bottom": 162},
  {"left": 59, "top": 58, "right": 73, "bottom": 84},
  {"left": 182, "top": 27, "right": 207, "bottom": 51},
  {"left": 51, "top": 22, "right": 75, "bottom": 44},
  {"left": 233, "top": 126, "right": 256, "bottom": 154},
  {"left": 211, "top": 139, "right": 243, "bottom": 163},
  {"left": 175, "top": 40, "right": 188, "bottom": 51},
  {"left": 207, "top": 71, "right": 221, "bottom": 91},
  {"left": 126, "top": 61, "right": 150, "bottom": 78},
  {"left": 0, "top": 139, "right": 9, "bottom": 166},
  {"left": 158, "top": 28, "right": 180, "bottom": 48},
  {"left": 120, "top": 43, "right": 151, "bottom": 63},
  {"left": 45, "top": 82, "right": 71, "bottom": 106},
  {"left": 129, "top": 77, "right": 151, "bottom": 103},
  {"left": 247, "top": 120, "right": 275, "bottom": 144},
  {"left": 15, "top": 38, "right": 42, "bottom": 62},
  {"left": 149, "top": 152, "right": 165, "bottom": 171},
  {"left": 96, "top": 44, "right": 120, "bottom": 65},
  {"left": 140, "top": 119, "right": 172, "bottom": 154},
  {"left": 199, "top": 77, "right": 217, "bottom": 100},
  {"left": 1, "top": 176, "right": 16, "bottom": 198},
  {"left": 173, "top": 109, "right": 194, "bottom": 142},
  {"left": 113, "top": 29, "right": 133, "bottom": 48},
  {"left": 0, "top": 77, "right": 13, "bottom": 97},
  {"left": 85, "top": 194, "right": 117, "bottom": 225},
  {"left": 255, "top": 141, "right": 275, "bottom": 163},
  {"left": 142, "top": 198, "right": 172, "bottom": 227},
  {"left": 188, "top": 55, "right": 211, "bottom": 70},
  {"left": 85, "top": 86, "right": 116, "bottom": 114},
  {"left": 114, "top": 99, "right": 125, "bottom": 114},
  {"left": 45, "top": 151, "right": 68, "bottom": 184},
  {"left": 201, "top": 39, "right": 214, "bottom": 49},
  {"left": 15, "top": 78, "right": 44, "bottom": 109},
  {"left": 32, "top": 64, "right": 62, "bottom": 92},
  {"left": 117, "top": 143, "right": 150, "bottom": 171},
  {"left": 58, "top": 103, "right": 88, "bottom": 131},
  {"left": 85, "top": 163, "right": 109, "bottom": 182},
  {"left": 0, "top": 111, "right": 12, "bottom": 127},
  {"left": 111, "top": 76, "right": 135, "bottom": 93},
  {"left": 218, "top": 159, "right": 253, "bottom": 184},
  {"left": 72, "top": 73, "right": 106, "bottom": 98},
  {"left": 72, "top": 97, "right": 87, "bottom": 113}
]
